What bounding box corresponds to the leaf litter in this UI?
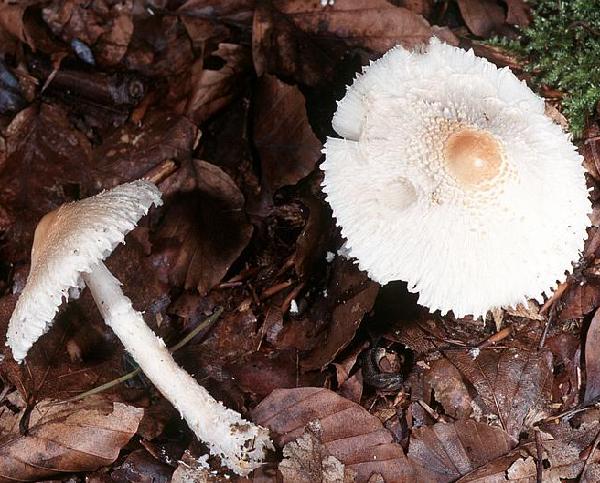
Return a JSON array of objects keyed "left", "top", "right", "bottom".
[{"left": 0, "top": 0, "right": 599, "bottom": 481}]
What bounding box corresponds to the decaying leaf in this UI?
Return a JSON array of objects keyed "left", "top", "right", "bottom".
[
  {"left": 302, "top": 258, "right": 379, "bottom": 370},
  {"left": 408, "top": 420, "right": 515, "bottom": 482},
  {"left": 0, "top": 396, "right": 143, "bottom": 481},
  {"left": 153, "top": 160, "right": 253, "bottom": 294},
  {"left": 252, "top": 0, "right": 443, "bottom": 86},
  {"left": 252, "top": 387, "right": 415, "bottom": 482},
  {"left": 93, "top": 111, "right": 199, "bottom": 187},
  {"left": 280, "top": 421, "right": 356, "bottom": 483},
  {"left": 584, "top": 308, "right": 600, "bottom": 403},
  {"left": 185, "top": 43, "right": 251, "bottom": 125},
  {"left": 254, "top": 75, "right": 322, "bottom": 196},
  {"left": 0, "top": 103, "right": 97, "bottom": 260},
  {"left": 445, "top": 348, "right": 552, "bottom": 440},
  {"left": 456, "top": 0, "right": 506, "bottom": 38}
]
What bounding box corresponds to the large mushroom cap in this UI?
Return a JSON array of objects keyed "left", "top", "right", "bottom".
[
  {"left": 6, "top": 180, "right": 162, "bottom": 361},
  {"left": 323, "top": 39, "right": 591, "bottom": 318}
]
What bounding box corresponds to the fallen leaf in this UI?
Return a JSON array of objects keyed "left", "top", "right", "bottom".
[
  {"left": 504, "top": 0, "right": 531, "bottom": 27},
  {"left": 153, "top": 160, "right": 253, "bottom": 294},
  {"left": 408, "top": 420, "right": 515, "bottom": 482},
  {"left": 445, "top": 348, "right": 552, "bottom": 440},
  {"left": 280, "top": 421, "right": 356, "bottom": 483},
  {"left": 460, "top": 408, "right": 600, "bottom": 482},
  {"left": 0, "top": 396, "right": 143, "bottom": 481},
  {"left": 456, "top": 0, "right": 506, "bottom": 38},
  {"left": 252, "top": 0, "right": 437, "bottom": 86},
  {"left": 0, "top": 103, "right": 97, "bottom": 261},
  {"left": 93, "top": 110, "right": 199, "bottom": 188},
  {"left": 302, "top": 258, "right": 379, "bottom": 371},
  {"left": 42, "top": 1, "right": 135, "bottom": 65},
  {"left": 584, "top": 308, "right": 600, "bottom": 403},
  {"left": 124, "top": 16, "right": 194, "bottom": 77},
  {"left": 185, "top": 43, "right": 251, "bottom": 125},
  {"left": 293, "top": 188, "right": 332, "bottom": 281},
  {"left": 421, "top": 358, "right": 474, "bottom": 420},
  {"left": 273, "top": 0, "right": 434, "bottom": 53},
  {"left": 558, "top": 281, "right": 600, "bottom": 321},
  {"left": 254, "top": 75, "right": 322, "bottom": 196},
  {"left": 252, "top": 1, "right": 337, "bottom": 86},
  {"left": 252, "top": 387, "right": 415, "bottom": 482}
]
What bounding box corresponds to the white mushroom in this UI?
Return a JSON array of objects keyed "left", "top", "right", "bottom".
[
  {"left": 6, "top": 180, "right": 272, "bottom": 475},
  {"left": 323, "top": 39, "right": 591, "bottom": 318}
]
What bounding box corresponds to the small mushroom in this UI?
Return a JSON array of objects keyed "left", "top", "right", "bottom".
[
  {"left": 6, "top": 180, "right": 272, "bottom": 475},
  {"left": 323, "top": 39, "right": 591, "bottom": 318}
]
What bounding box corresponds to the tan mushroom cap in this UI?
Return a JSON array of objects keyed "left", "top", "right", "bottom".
[{"left": 6, "top": 180, "right": 162, "bottom": 361}]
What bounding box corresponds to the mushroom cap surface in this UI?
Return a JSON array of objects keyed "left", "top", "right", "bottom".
[
  {"left": 6, "top": 180, "right": 162, "bottom": 361},
  {"left": 322, "top": 39, "right": 591, "bottom": 317}
]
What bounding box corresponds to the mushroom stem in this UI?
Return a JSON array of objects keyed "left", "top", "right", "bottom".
[{"left": 82, "top": 261, "right": 272, "bottom": 476}]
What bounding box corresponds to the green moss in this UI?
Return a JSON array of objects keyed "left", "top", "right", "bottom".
[{"left": 491, "top": 0, "right": 600, "bottom": 137}]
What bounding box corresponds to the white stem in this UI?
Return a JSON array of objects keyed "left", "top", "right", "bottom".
[{"left": 82, "top": 262, "right": 272, "bottom": 476}]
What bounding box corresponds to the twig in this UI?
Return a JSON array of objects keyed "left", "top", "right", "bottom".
[
  {"left": 143, "top": 159, "right": 178, "bottom": 185},
  {"left": 55, "top": 306, "right": 223, "bottom": 405}
]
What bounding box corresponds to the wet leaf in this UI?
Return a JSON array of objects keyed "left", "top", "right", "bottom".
[
  {"left": 253, "top": 0, "right": 437, "bottom": 86},
  {"left": 93, "top": 111, "right": 198, "bottom": 188},
  {"left": 185, "top": 43, "right": 251, "bottom": 125},
  {"left": 254, "top": 75, "right": 322, "bottom": 196},
  {"left": 558, "top": 281, "right": 600, "bottom": 321},
  {"left": 301, "top": 258, "right": 379, "bottom": 371},
  {"left": 408, "top": 420, "right": 515, "bottom": 482},
  {"left": 0, "top": 103, "right": 97, "bottom": 261},
  {"left": 0, "top": 397, "right": 143, "bottom": 481},
  {"left": 456, "top": 0, "right": 506, "bottom": 38},
  {"left": 584, "top": 308, "right": 600, "bottom": 403},
  {"left": 252, "top": 387, "right": 416, "bottom": 482},
  {"left": 153, "top": 160, "right": 253, "bottom": 294}
]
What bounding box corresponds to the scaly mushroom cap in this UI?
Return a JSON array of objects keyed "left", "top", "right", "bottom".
[
  {"left": 323, "top": 39, "right": 591, "bottom": 318},
  {"left": 6, "top": 180, "right": 162, "bottom": 361}
]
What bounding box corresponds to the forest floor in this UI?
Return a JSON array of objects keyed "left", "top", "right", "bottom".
[{"left": 1, "top": 1, "right": 600, "bottom": 482}]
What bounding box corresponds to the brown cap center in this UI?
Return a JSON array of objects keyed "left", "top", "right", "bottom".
[{"left": 443, "top": 129, "right": 503, "bottom": 188}]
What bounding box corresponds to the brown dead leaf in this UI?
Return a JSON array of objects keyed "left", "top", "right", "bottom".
[
  {"left": 185, "top": 43, "right": 251, "bottom": 125},
  {"left": 558, "top": 281, "right": 600, "bottom": 321},
  {"left": 125, "top": 16, "right": 194, "bottom": 77},
  {"left": 0, "top": 103, "right": 97, "bottom": 261},
  {"left": 280, "top": 421, "right": 356, "bottom": 483},
  {"left": 254, "top": 75, "right": 322, "bottom": 196},
  {"left": 421, "top": 358, "right": 474, "bottom": 420},
  {"left": 445, "top": 348, "right": 552, "bottom": 440},
  {"left": 456, "top": 0, "right": 506, "bottom": 38},
  {"left": 0, "top": 396, "right": 143, "bottom": 481},
  {"left": 408, "top": 420, "right": 515, "bottom": 482},
  {"left": 294, "top": 188, "right": 333, "bottom": 282},
  {"left": 252, "top": 1, "right": 337, "bottom": 86},
  {"left": 274, "top": 0, "right": 434, "bottom": 53},
  {"left": 584, "top": 308, "right": 600, "bottom": 403},
  {"left": 0, "top": 2, "right": 31, "bottom": 47},
  {"left": 544, "top": 333, "right": 580, "bottom": 410},
  {"left": 153, "top": 160, "right": 253, "bottom": 294},
  {"left": 42, "top": 0, "right": 135, "bottom": 65},
  {"left": 253, "top": 0, "right": 437, "bottom": 86},
  {"left": 252, "top": 387, "right": 415, "bottom": 482},
  {"left": 302, "top": 258, "right": 379, "bottom": 371},
  {"left": 504, "top": 0, "right": 531, "bottom": 27},
  {"left": 93, "top": 111, "right": 198, "bottom": 188},
  {"left": 460, "top": 408, "right": 600, "bottom": 482}
]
